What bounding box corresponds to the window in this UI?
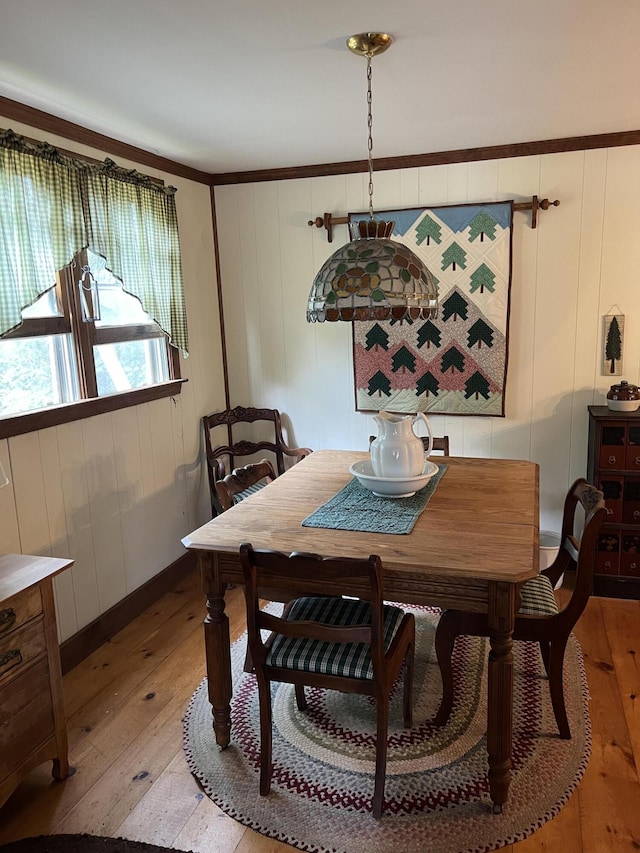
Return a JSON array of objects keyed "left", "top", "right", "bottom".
[
  {"left": 0, "top": 248, "right": 179, "bottom": 420},
  {"left": 0, "top": 129, "right": 188, "bottom": 439}
]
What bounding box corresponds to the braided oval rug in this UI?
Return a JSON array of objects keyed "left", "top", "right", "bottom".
[{"left": 182, "top": 606, "right": 590, "bottom": 853}]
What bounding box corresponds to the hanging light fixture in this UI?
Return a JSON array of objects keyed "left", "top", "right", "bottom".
[{"left": 307, "top": 32, "right": 438, "bottom": 324}]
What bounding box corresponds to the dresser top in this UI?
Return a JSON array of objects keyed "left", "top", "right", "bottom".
[
  {"left": 588, "top": 405, "right": 640, "bottom": 420},
  {"left": 0, "top": 554, "right": 74, "bottom": 601}
]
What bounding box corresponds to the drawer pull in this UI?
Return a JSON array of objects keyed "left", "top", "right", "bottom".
[
  {"left": 608, "top": 455, "right": 617, "bottom": 464},
  {"left": 0, "top": 608, "right": 16, "bottom": 634},
  {"left": 0, "top": 648, "right": 23, "bottom": 674}
]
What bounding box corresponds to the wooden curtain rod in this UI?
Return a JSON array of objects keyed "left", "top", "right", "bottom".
[{"left": 308, "top": 195, "right": 560, "bottom": 242}]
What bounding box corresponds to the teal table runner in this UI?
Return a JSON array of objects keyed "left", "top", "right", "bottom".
[{"left": 301, "top": 464, "right": 447, "bottom": 535}]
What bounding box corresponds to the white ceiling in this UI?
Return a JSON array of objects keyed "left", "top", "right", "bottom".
[{"left": 1, "top": 0, "right": 639, "bottom": 176}]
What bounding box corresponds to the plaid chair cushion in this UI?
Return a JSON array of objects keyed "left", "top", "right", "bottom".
[
  {"left": 518, "top": 574, "right": 559, "bottom": 617},
  {"left": 267, "top": 596, "right": 406, "bottom": 680},
  {"left": 232, "top": 482, "right": 267, "bottom": 504}
]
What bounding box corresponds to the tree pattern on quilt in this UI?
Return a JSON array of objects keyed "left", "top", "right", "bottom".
[{"left": 352, "top": 201, "right": 513, "bottom": 416}]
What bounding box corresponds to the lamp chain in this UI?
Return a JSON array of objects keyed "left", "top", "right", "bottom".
[{"left": 366, "top": 54, "right": 374, "bottom": 220}]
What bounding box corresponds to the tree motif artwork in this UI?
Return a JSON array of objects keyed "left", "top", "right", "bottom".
[
  {"left": 392, "top": 346, "right": 416, "bottom": 374},
  {"left": 468, "top": 211, "right": 498, "bottom": 242},
  {"left": 367, "top": 370, "right": 391, "bottom": 398},
  {"left": 469, "top": 264, "right": 496, "bottom": 294},
  {"left": 441, "top": 242, "right": 467, "bottom": 272},
  {"left": 441, "top": 346, "right": 466, "bottom": 374},
  {"left": 365, "top": 324, "right": 389, "bottom": 352},
  {"left": 468, "top": 319, "right": 494, "bottom": 349},
  {"left": 352, "top": 201, "right": 513, "bottom": 416},
  {"left": 415, "top": 215, "right": 442, "bottom": 247},
  {"left": 465, "top": 372, "right": 491, "bottom": 400},
  {"left": 416, "top": 371, "right": 440, "bottom": 397},
  {"left": 441, "top": 292, "right": 469, "bottom": 322},
  {"left": 602, "top": 314, "right": 624, "bottom": 376},
  {"left": 417, "top": 321, "right": 441, "bottom": 349},
  {"left": 606, "top": 319, "right": 621, "bottom": 370}
]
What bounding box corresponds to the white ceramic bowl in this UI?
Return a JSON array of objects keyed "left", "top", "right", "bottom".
[{"left": 349, "top": 459, "right": 439, "bottom": 498}]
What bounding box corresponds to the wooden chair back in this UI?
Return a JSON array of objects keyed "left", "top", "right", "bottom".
[
  {"left": 542, "top": 478, "right": 607, "bottom": 627},
  {"left": 214, "top": 459, "right": 277, "bottom": 513},
  {"left": 203, "top": 406, "right": 312, "bottom": 515},
  {"left": 239, "top": 544, "right": 415, "bottom": 818},
  {"left": 434, "top": 478, "right": 606, "bottom": 738},
  {"left": 241, "top": 547, "right": 387, "bottom": 679}
]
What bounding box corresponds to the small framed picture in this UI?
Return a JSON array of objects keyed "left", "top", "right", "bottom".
[{"left": 602, "top": 314, "right": 624, "bottom": 376}]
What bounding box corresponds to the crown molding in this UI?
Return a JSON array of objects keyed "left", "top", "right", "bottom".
[
  {"left": 210, "top": 130, "right": 640, "bottom": 186},
  {"left": 2, "top": 95, "right": 640, "bottom": 189},
  {"left": 0, "top": 95, "right": 212, "bottom": 185}
]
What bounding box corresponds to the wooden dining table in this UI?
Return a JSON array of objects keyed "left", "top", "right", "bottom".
[{"left": 181, "top": 449, "right": 539, "bottom": 812}]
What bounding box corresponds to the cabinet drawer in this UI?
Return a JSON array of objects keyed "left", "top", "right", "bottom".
[
  {"left": 0, "top": 618, "right": 46, "bottom": 683},
  {"left": 0, "top": 585, "right": 42, "bottom": 639},
  {"left": 625, "top": 425, "right": 640, "bottom": 470},
  {"left": 621, "top": 534, "right": 640, "bottom": 577},
  {"left": 623, "top": 478, "right": 640, "bottom": 524},
  {"left": 596, "top": 531, "right": 620, "bottom": 575},
  {"left": 625, "top": 448, "right": 640, "bottom": 470},
  {"left": 599, "top": 475, "right": 624, "bottom": 522},
  {"left": 598, "top": 423, "right": 627, "bottom": 469},
  {"left": 0, "top": 657, "right": 54, "bottom": 779}
]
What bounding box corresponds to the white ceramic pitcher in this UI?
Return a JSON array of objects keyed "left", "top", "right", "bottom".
[{"left": 370, "top": 411, "right": 433, "bottom": 479}]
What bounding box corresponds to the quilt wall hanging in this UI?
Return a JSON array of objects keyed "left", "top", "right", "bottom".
[{"left": 351, "top": 201, "right": 514, "bottom": 416}]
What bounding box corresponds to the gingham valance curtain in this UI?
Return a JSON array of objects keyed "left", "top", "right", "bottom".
[{"left": 0, "top": 129, "right": 188, "bottom": 355}]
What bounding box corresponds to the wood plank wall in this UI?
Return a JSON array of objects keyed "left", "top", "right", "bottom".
[
  {"left": 3, "top": 101, "right": 640, "bottom": 648},
  {"left": 214, "top": 145, "right": 640, "bottom": 533},
  {"left": 0, "top": 114, "right": 228, "bottom": 643}
]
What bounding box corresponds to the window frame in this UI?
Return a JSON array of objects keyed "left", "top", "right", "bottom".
[{"left": 0, "top": 250, "right": 184, "bottom": 440}]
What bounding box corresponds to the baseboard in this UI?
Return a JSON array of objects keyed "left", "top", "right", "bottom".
[
  {"left": 59, "top": 550, "right": 198, "bottom": 674},
  {"left": 593, "top": 574, "right": 640, "bottom": 600}
]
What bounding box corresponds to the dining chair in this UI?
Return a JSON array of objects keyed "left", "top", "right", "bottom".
[
  {"left": 434, "top": 478, "right": 607, "bottom": 738},
  {"left": 214, "top": 459, "right": 277, "bottom": 512},
  {"left": 369, "top": 434, "right": 450, "bottom": 455},
  {"left": 239, "top": 544, "right": 415, "bottom": 819},
  {"left": 203, "top": 405, "right": 312, "bottom": 515}
]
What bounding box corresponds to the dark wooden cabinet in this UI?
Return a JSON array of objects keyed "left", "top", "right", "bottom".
[{"left": 587, "top": 406, "right": 640, "bottom": 598}]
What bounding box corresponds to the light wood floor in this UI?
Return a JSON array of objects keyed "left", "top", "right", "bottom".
[{"left": 0, "top": 568, "right": 639, "bottom": 852}]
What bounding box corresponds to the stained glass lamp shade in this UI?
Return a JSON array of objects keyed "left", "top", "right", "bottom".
[
  {"left": 307, "top": 33, "right": 438, "bottom": 324},
  {"left": 307, "top": 218, "right": 438, "bottom": 322}
]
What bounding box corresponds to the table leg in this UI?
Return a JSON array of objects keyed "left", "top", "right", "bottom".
[
  {"left": 200, "top": 552, "right": 232, "bottom": 748},
  {"left": 486, "top": 581, "right": 516, "bottom": 812}
]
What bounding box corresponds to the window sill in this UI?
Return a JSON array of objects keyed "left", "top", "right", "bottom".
[{"left": 0, "top": 379, "right": 187, "bottom": 440}]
